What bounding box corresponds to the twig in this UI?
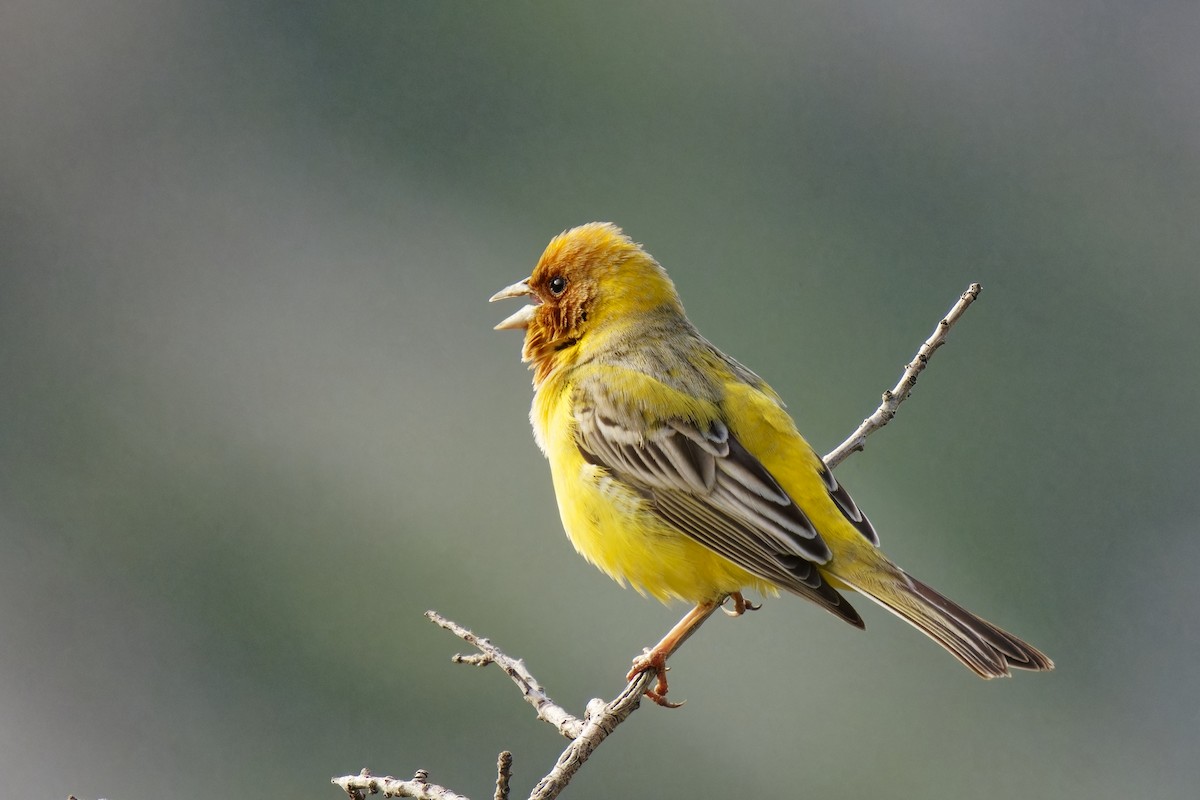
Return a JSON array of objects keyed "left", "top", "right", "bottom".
[
  {"left": 334, "top": 768, "right": 470, "bottom": 800},
  {"left": 527, "top": 675, "right": 653, "bottom": 800},
  {"left": 431, "top": 602, "right": 715, "bottom": 799},
  {"left": 425, "top": 611, "right": 583, "bottom": 739},
  {"left": 823, "top": 283, "right": 982, "bottom": 469},
  {"left": 333, "top": 284, "right": 984, "bottom": 800},
  {"left": 494, "top": 752, "right": 513, "bottom": 800}
]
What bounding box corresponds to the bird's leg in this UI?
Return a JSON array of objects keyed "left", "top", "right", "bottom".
[
  {"left": 721, "top": 591, "right": 761, "bottom": 617},
  {"left": 627, "top": 600, "right": 720, "bottom": 708}
]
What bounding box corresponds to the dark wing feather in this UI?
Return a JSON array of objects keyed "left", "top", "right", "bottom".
[
  {"left": 819, "top": 463, "right": 880, "bottom": 545},
  {"left": 574, "top": 394, "right": 863, "bottom": 627}
]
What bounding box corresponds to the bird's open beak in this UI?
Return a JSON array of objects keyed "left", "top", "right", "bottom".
[{"left": 489, "top": 278, "right": 540, "bottom": 331}]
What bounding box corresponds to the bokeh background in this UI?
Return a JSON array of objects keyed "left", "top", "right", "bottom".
[{"left": 3, "top": 2, "right": 1198, "bottom": 798}]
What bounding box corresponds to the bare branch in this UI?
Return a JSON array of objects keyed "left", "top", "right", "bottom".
[
  {"left": 334, "top": 768, "right": 471, "bottom": 800},
  {"left": 425, "top": 610, "right": 584, "bottom": 739},
  {"left": 528, "top": 675, "right": 654, "bottom": 800},
  {"left": 494, "top": 752, "right": 513, "bottom": 800},
  {"left": 434, "top": 603, "right": 714, "bottom": 798},
  {"left": 824, "top": 283, "right": 982, "bottom": 468}
]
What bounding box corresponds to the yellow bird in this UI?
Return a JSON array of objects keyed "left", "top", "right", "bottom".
[{"left": 492, "top": 222, "right": 1052, "bottom": 704}]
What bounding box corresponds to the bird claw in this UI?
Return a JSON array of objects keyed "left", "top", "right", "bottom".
[
  {"left": 721, "top": 592, "right": 761, "bottom": 617},
  {"left": 626, "top": 649, "right": 665, "bottom": 683},
  {"left": 644, "top": 687, "right": 685, "bottom": 709},
  {"left": 627, "top": 651, "right": 685, "bottom": 708}
]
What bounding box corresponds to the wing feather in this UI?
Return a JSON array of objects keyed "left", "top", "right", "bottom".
[
  {"left": 574, "top": 384, "right": 863, "bottom": 626},
  {"left": 820, "top": 463, "right": 880, "bottom": 545}
]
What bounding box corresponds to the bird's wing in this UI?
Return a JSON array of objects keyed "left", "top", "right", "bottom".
[
  {"left": 573, "top": 383, "right": 863, "bottom": 626},
  {"left": 818, "top": 461, "right": 880, "bottom": 546}
]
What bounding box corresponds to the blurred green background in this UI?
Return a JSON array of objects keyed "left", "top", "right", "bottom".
[{"left": 3, "top": 1, "right": 1198, "bottom": 798}]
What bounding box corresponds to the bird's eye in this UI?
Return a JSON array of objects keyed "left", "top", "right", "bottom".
[{"left": 548, "top": 275, "right": 567, "bottom": 296}]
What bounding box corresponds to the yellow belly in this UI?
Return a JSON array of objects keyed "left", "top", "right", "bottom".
[{"left": 547, "top": 442, "right": 773, "bottom": 604}]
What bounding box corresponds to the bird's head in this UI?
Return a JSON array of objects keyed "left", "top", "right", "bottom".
[{"left": 491, "top": 222, "right": 683, "bottom": 383}]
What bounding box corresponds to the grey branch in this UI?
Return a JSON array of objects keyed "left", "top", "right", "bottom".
[
  {"left": 332, "top": 284, "right": 983, "bottom": 800},
  {"left": 331, "top": 616, "right": 659, "bottom": 800},
  {"left": 494, "top": 752, "right": 513, "bottom": 800},
  {"left": 528, "top": 675, "right": 654, "bottom": 800},
  {"left": 334, "top": 768, "right": 470, "bottom": 800},
  {"left": 824, "top": 283, "right": 982, "bottom": 469},
  {"left": 426, "top": 610, "right": 584, "bottom": 739}
]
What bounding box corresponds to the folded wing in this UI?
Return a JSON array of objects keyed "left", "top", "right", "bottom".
[{"left": 574, "top": 387, "right": 864, "bottom": 627}]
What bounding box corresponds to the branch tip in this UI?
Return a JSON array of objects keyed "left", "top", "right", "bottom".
[
  {"left": 823, "top": 283, "right": 982, "bottom": 468},
  {"left": 494, "top": 751, "right": 513, "bottom": 800}
]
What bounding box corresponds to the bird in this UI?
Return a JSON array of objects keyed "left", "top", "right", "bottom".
[{"left": 491, "top": 222, "right": 1052, "bottom": 705}]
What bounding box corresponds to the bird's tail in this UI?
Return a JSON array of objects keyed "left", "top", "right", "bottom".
[{"left": 839, "top": 568, "right": 1054, "bottom": 678}]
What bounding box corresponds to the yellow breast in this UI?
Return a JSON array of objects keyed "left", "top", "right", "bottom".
[{"left": 530, "top": 372, "right": 772, "bottom": 604}]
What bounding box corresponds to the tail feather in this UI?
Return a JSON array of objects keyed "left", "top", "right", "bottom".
[{"left": 844, "top": 571, "right": 1053, "bottom": 678}]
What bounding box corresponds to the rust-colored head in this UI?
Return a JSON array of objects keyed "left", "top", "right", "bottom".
[{"left": 491, "top": 222, "right": 682, "bottom": 382}]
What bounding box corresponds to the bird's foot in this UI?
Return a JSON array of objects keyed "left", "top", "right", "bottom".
[
  {"left": 627, "top": 650, "right": 685, "bottom": 709},
  {"left": 721, "top": 591, "right": 761, "bottom": 617}
]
